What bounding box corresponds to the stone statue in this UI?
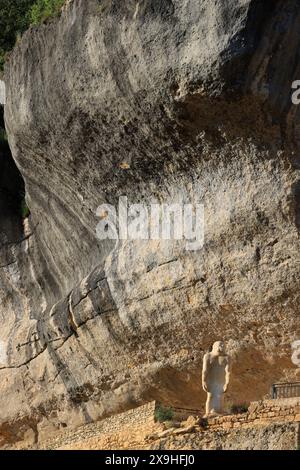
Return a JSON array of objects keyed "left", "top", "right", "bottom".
[{"left": 202, "top": 341, "right": 230, "bottom": 416}]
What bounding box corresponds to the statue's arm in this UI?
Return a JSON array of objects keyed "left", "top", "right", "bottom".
[
  {"left": 202, "top": 354, "right": 209, "bottom": 392},
  {"left": 223, "top": 358, "right": 231, "bottom": 393}
]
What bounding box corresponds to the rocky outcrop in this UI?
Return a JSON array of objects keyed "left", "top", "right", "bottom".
[{"left": 1, "top": 0, "right": 300, "bottom": 445}]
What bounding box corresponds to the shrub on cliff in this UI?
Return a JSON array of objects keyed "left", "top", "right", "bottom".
[
  {"left": 20, "top": 195, "right": 30, "bottom": 219},
  {"left": 0, "top": 0, "right": 65, "bottom": 70},
  {"left": 0, "top": 0, "right": 35, "bottom": 70},
  {"left": 30, "top": 0, "right": 65, "bottom": 25}
]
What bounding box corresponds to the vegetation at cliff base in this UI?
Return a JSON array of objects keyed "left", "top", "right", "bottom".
[
  {"left": 228, "top": 402, "right": 250, "bottom": 415},
  {"left": 0, "top": 0, "right": 65, "bottom": 70},
  {"left": 154, "top": 404, "right": 174, "bottom": 423}
]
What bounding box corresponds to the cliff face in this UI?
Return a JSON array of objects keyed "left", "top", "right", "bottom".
[{"left": 1, "top": 0, "right": 300, "bottom": 445}]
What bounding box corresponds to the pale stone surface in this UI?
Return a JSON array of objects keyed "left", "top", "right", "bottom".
[
  {"left": 1, "top": 0, "right": 300, "bottom": 446},
  {"left": 0, "top": 340, "right": 7, "bottom": 365},
  {"left": 202, "top": 341, "right": 230, "bottom": 416},
  {"left": 0, "top": 80, "right": 5, "bottom": 105}
]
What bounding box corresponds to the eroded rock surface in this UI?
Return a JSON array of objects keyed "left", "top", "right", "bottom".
[{"left": 1, "top": 0, "right": 300, "bottom": 445}]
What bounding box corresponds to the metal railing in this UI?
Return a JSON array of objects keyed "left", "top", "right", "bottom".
[{"left": 271, "top": 382, "right": 300, "bottom": 399}]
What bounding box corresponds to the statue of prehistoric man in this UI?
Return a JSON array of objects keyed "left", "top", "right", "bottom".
[{"left": 202, "top": 341, "right": 230, "bottom": 416}]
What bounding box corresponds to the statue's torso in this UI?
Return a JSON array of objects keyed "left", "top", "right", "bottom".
[{"left": 206, "top": 354, "right": 228, "bottom": 392}]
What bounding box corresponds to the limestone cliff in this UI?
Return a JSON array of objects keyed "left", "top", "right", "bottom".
[{"left": 1, "top": 0, "right": 300, "bottom": 446}]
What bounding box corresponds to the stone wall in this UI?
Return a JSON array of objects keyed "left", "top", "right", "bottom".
[
  {"left": 206, "top": 397, "right": 300, "bottom": 430},
  {"left": 158, "top": 404, "right": 202, "bottom": 422},
  {"left": 97, "top": 401, "right": 156, "bottom": 432},
  {"left": 14, "top": 398, "right": 300, "bottom": 450},
  {"left": 151, "top": 423, "right": 299, "bottom": 450},
  {"left": 39, "top": 401, "right": 157, "bottom": 450},
  {"left": 148, "top": 398, "right": 300, "bottom": 450}
]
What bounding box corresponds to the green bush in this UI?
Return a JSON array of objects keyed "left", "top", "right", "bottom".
[
  {"left": 0, "top": 0, "right": 36, "bottom": 70},
  {"left": 0, "top": 0, "right": 65, "bottom": 70},
  {"left": 229, "top": 402, "right": 249, "bottom": 415},
  {"left": 20, "top": 196, "right": 30, "bottom": 219},
  {"left": 30, "top": 0, "right": 65, "bottom": 25},
  {"left": 154, "top": 404, "right": 174, "bottom": 423},
  {"left": 0, "top": 127, "right": 7, "bottom": 142}
]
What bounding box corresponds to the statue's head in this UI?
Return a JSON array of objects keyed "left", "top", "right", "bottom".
[{"left": 212, "top": 341, "right": 225, "bottom": 355}]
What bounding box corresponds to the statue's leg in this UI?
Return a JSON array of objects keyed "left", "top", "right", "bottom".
[
  {"left": 207, "top": 391, "right": 224, "bottom": 415},
  {"left": 213, "top": 393, "right": 224, "bottom": 414},
  {"left": 205, "top": 392, "right": 213, "bottom": 415},
  {"left": 219, "top": 393, "right": 224, "bottom": 413}
]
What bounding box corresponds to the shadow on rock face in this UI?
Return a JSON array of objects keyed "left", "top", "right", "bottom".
[{"left": 0, "top": 105, "right": 25, "bottom": 243}]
